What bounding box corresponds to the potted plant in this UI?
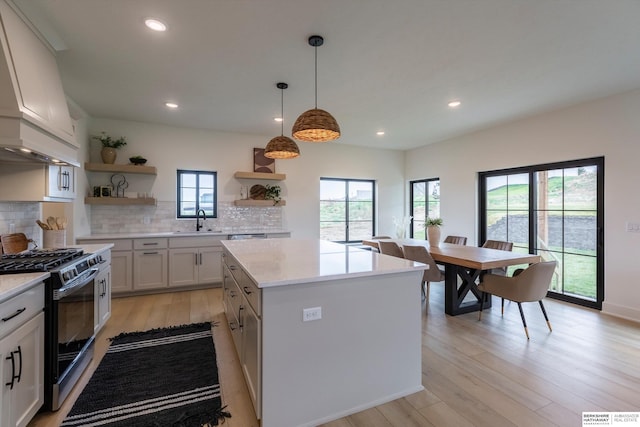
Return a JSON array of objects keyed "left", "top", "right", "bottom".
[
  {"left": 92, "top": 132, "right": 127, "bottom": 164},
  {"left": 264, "top": 184, "right": 282, "bottom": 205},
  {"left": 425, "top": 217, "right": 443, "bottom": 247}
]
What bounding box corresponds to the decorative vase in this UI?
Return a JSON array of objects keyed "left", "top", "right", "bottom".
[
  {"left": 101, "top": 147, "right": 117, "bottom": 164},
  {"left": 427, "top": 226, "right": 441, "bottom": 247}
]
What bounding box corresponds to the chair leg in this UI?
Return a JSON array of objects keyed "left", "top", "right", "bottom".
[
  {"left": 478, "top": 291, "right": 485, "bottom": 320},
  {"left": 539, "top": 300, "right": 552, "bottom": 332},
  {"left": 517, "top": 302, "right": 529, "bottom": 339},
  {"left": 426, "top": 281, "right": 430, "bottom": 302},
  {"left": 421, "top": 281, "right": 425, "bottom": 300},
  {"left": 501, "top": 297, "right": 505, "bottom": 315}
]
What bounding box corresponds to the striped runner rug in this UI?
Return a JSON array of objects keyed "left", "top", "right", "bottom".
[{"left": 61, "top": 322, "right": 231, "bottom": 427}]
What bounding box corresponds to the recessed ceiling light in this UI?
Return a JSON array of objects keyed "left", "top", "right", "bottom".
[
  {"left": 165, "top": 102, "right": 178, "bottom": 109},
  {"left": 448, "top": 100, "right": 461, "bottom": 108},
  {"left": 376, "top": 131, "right": 385, "bottom": 136},
  {"left": 145, "top": 19, "right": 167, "bottom": 32},
  {"left": 274, "top": 117, "right": 283, "bottom": 122}
]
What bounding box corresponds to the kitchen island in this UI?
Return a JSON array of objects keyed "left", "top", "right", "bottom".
[{"left": 221, "top": 238, "right": 426, "bottom": 427}]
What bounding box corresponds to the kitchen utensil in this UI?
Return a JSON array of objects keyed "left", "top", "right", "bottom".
[
  {"left": 36, "top": 220, "right": 50, "bottom": 230},
  {"left": 47, "top": 216, "right": 58, "bottom": 230},
  {"left": 61, "top": 217, "right": 68, "bottom": 230},
  {"left": 56, "top": 217, "right": 64, "bottom": 230},
  {"left": 0, "top": 233, "right": 32, "bottom": 254}
]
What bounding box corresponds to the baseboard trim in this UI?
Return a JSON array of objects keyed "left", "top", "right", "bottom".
[{"left": 602, "top": 301, "right": 640, "bottom": 323}]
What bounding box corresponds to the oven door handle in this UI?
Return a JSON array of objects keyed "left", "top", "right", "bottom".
[{"left": 54, "top": 268, "right": 100, "bottom": 300}]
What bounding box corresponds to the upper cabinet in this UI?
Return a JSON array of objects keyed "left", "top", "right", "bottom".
[
  {"left": 0, "top": 163, "right": 76, "bottom": 202},
  {"left": 0, "top": 1, "right": 78, "bottom": 166}
]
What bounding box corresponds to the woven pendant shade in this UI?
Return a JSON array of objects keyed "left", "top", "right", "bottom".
[
  {"left": 265, "top": 135, "right": 300, "bottom": 159},
  {"left": 292, "top": 108, "right": 340, "bottom": 142},
  {"left": 293, "top": 35, "right": 340, "bottom": 143},
  {"left": 264, "top": 82, "right": 300, "bottom": 159}
]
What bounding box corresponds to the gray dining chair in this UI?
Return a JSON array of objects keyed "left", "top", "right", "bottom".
[
  {"left": 482, "top": 239, "right": 514, "bottom": 276},
  {"left": 478, "top": 261, "right": 557, "bottom": 339},
  {"left": 372, "top": 235, "right": 391, "bottom": 240},
  {"left": 402, "top": 245, "right": 445, "bottom": 306},
  {"left": 377, "top": 240, "right": 404, "bottom": 258},
  {"left": 443, "top": 235, "right": 467, "bottom": 245}
]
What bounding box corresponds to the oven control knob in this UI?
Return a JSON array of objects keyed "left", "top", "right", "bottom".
[
  {"left": 88, "top": 258, "right": 96, "bottom": 266},
  {"left": 63, "top": 272, "right": 70, "bottom": 280}
]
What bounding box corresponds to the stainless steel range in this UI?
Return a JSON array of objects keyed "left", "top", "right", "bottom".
[{"left": 0, "top": 248, "right": 105, "bottom": 411}]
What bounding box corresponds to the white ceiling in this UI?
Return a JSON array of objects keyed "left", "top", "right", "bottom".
[{"left": 13, "top": 0, "right": 640, "bottom": 150}]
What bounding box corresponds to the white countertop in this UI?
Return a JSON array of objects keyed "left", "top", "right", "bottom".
[
  {"left": 71, "top": 243, "right": 114, "bottom": 254},
  {"left": 77, "top": 230, "right": 290, "bottom": 240},
  {"left": 0, "top": 272, "right": 49, "bottom": 303},
  {"left": 221, "top": 239, "right": 427, "bottom": 288}
]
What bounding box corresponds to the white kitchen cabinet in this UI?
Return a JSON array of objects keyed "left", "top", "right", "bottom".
[
  {"left": 0, "top": 282, "right": 45, "bottom": 427},
  {"left": 222, "top": 252, "right": 262, "bottom": 416},
  {"left": 77, "top": 239, "right": 132, "bottom": 294},
  {"left": 168, "top": 236, "right": 223, "bottom": 288},
  {"left": 47, "top": 164, "right": 76, "bottom": 199},
  {"left": 0, "top": 163, "right": 76, "bottom": 202},
  {"left": 134, "top": 250, "right": 168, "bottom": 290},
  {"left": 94, "top": 265, "right": 111, "bottom": 334}
]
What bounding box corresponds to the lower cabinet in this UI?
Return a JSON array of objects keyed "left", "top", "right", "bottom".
[
  {"left": 0, "top": 312, "right": 45, "bottom": 427},
  {"left": 111, "top": 250, "right": 133, "bottom": 293},
  {"left": 223, "top": 252, "right": 262, "bottom": 417},
  {"left": 94, "top": 265, "right": 112, "bottom": 334},
  {"left": 169, "top": 246, "right": 222, "bottom": 288},
  {"left": 133, "top": 249, "right": 168, "bottom": 290}
]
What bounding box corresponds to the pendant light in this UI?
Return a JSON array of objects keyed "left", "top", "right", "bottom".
[
  {"left": 292, "top": 35, "right": 340, "bottom": 142},
  {"left": 265, "top": 83, "right": 300, "bottom": 159}
]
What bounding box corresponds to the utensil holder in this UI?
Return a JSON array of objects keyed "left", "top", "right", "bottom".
[{"left": 43, "top": 230, "right": 67, "bottom": 248}]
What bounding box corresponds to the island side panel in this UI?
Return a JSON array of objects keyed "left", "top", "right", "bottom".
[{"left": 261, "top": 270, "right": 424, "bottom": 427}]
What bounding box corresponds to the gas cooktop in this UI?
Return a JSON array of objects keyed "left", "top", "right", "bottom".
[{"left": 0, "top": 248, "right": 84, "bottom": 273}]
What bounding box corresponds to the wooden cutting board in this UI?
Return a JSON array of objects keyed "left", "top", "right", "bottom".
[{"left": 0, "top": 233, "right": 30, "bottom": 254}]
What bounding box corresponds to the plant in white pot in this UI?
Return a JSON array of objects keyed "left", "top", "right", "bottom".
[{"left": 425, "top": 217, "right": 443, "bottom": 247}]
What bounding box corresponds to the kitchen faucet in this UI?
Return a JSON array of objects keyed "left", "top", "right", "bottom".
[{"left": 196, "top": 209, "right": 206, "bottom": 231}]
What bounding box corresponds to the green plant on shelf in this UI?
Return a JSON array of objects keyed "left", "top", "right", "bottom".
[
  {"left": 264, "top": 184, "right": 281, "bottom": 205},
  {"left": 92, "top": 131, "right": 127, "bottom": 148}
]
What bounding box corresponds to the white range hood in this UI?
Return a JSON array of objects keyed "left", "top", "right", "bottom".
[{"left": 0, "top": 0, "right": 79, "bottom": 166}]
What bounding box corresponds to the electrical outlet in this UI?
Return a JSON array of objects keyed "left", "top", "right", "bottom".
[
  {"left": 303, "top": 307, "right": 322, "bottom": 322},
  {"left": 626, "top": 222, "right": 640, "bottom": 232}
]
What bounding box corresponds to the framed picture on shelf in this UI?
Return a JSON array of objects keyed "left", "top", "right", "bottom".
[
  {"left": 100, "top": 186, "right": 112, "bottom": 197},
  {"left": 253, "top": 148, "right": 275, "bottom": 173}
]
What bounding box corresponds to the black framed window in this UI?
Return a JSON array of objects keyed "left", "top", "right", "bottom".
[
  {"left": 320, "top": 178, "right": 375, "bottom": 243},
  {"left": 409, "top": 178, "right": 440, "bottom": 239},
  {"left": 479, "top": 157, "right": 604, "bottom": 309},
  {"left": 176, "top": 170, "right": 217, "bottom": 218}
]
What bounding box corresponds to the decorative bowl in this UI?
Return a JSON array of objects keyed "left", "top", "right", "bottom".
[{"left": 129, "top": 157, "right": 147, "bottom": 165}]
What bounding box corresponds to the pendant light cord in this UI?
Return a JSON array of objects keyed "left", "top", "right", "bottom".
[
  {"left": 280, "top": 87, "right": 285, "bottom": 136},
  {"left": 314, "top": 44, "right": 318, "bottom": 109}
]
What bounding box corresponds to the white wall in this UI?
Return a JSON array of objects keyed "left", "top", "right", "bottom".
[
  {"left": 85, "top": 118, "right": 406, "bottom": 239},
  {"left": 406, "top": 88, "right": 640, "bottom": 322}
]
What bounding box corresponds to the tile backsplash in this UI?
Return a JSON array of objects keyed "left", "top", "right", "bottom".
[
  {"left": 0, "top": 202, "right": 41, "bottom": 247},
  {"left": 89, "top": 201, "right": 285, "bottom": 234}
]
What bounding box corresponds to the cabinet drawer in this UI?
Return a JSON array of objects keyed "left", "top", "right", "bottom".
[
  {"left": 239, "top": 276, "right": 261, "bottom": 317},
  {"left": 133, "top": 238, "right": 168, "bottom": 250},
  {"left": 0, "top": 283, "right": 44, "bottom": 339}
]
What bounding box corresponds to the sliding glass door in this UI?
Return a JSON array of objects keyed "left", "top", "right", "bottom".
[{"left": 479, "top": 157, "right": 604, "bottom": 309}]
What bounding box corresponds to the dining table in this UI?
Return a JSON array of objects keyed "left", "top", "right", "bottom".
[{"left": 361, "top": 238, "right": 541, "bottom": 316}]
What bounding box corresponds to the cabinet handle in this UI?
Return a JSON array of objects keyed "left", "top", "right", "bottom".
[
  {"left": 4, "top": 346, "right": 21, "bottom": 389},
  {"left": 2, "top": 307, "right": 26, "bottom": 322},
  {"left": 143, "top": 251, "right": 158, "bottom": 255},
  {"left": 229, "top": 265, "right": 237, "bottom": 270},
  {"left": 195, "top": 253, "right": 198, "bottom": 265},
  {"left": 238, "top": 305, "right": 244, "bottom": 329},
  {"left": 199, "top": 253, "right": 203, "bottom": 265},
  {"left": 229, "top": 290, "right": 236, "bottom": 298},
  {"left": 142, "top": 242, "right": 159, "bottom": 246},
  {"left": 243, "top": 286, "right": 253, "bottom": 295}
]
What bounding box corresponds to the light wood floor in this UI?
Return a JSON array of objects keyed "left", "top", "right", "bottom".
[{"left": 29, "top": 285, "right": 640, "bottom": 427}]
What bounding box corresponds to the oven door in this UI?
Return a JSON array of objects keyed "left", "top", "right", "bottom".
[{"left": 53, "top": 268, "right": 98, "bottom": 386}]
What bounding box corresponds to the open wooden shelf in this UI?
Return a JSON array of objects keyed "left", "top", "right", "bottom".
[
  {"left": 234, "top": 199, "right": 286, "bottom": 207},
  {"left": 85, "top": 162, "right": 157, "bottom": 175},
  {"left": 85, "top": 197, "right": 156, "bottom": 205},
  {"left": 234, "top": 171, "right": 286, "bottom": 180}
]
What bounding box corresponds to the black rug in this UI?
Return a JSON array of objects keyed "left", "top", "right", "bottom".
[{"left": 61, "top": 322, "right": 231, "bottom": 427}]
